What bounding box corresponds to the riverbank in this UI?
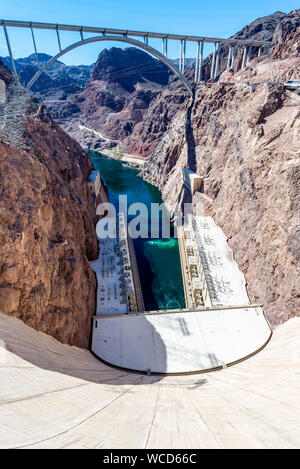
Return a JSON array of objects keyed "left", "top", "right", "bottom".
[{"left": 95, "top": 148, "right": 147, "bottom": 167}]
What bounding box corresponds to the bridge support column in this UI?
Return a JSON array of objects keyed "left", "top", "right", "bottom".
[
  {"left": 30, "top": 26, "right": 40, "bottom": 69},
  {"left": 179, "top": 39, "right": 186, "bottom": 73},
  {"left": 247, "top": 45, "right": 252, "bottom": 66},
  {"left": 241, "top": 46, "right": 247, "bottom": 68},
  {"left": 56, "top": 27, "right": 62, "bottom": 52},
  {"left": 227, "top": 45, "right": 232, "bottom": 69},
  {"left": 182, "top": 39, "right": 186, "bottom": 73},
  {"left": 3, "top": 25, "right": 18, "bottom": 79},
  {"left": 144, "top": 35, "right": 148, "bottom": 45},
  {"left": 162, "top": 37, "right": 168, "bottom": 57},
  {"left": 198, "top": 41, "right": 204, "bottom": 82},
  {"left": 231, "top": 44, "right": 236, "bottom": 69},
  {"left": 210, "top": 42, "right": 216, "bottom": 79},
  {"left": 179, "top": 39, "right": 183, "bottom": 72},
  {"left": 195, "top": 41, "right": 200, "bottom": 82},
  {"left": 214, "top": 42, "right": 220, "bottom": 79}
]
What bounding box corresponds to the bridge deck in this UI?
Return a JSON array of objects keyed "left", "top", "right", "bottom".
[{"left": 0, "top": 19, "right": 271, "bottom": 46}]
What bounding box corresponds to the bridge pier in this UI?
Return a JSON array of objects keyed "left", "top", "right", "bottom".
[
  {"left": 194, "top": 41, "right": 204, "bottom": 83},
  {"left": 210, "top": 42, "right": 216, "bottom": 79},
  {"left": 179, "top": 39, "right": 187, "bottom": 73},
  {"left": 179, "top": 40, "right": 182, "bottom": 72},
  {"left": 195, "top": 41, "right": 200, "bottom": 82},
  {"left": 241, "top": 46, "right": 247, "bottom": 68},
  {"left": 56, "top": 27, "right": 62, "bottom": 52},
  {"left": 2, "top": 25, "right": 18, "bottom": 79},
  {"left": 231, "top": 44, "right": 236, "bottom": 69},
  {"left": 162, "top": 37, "right": 168, "bottom": 57},
  {"left": 214, "top": 43, "right": 220, "bottom": 79},
  {"left": 182, "top": 39, "right": 186, "bottom": 73},
  {"left": 30, "top": 26, "right": 40, "bottom": 69},
  {"left": 198, "top": 41, "right": 204, "bottom": 82},
  {"left": 247, "top": 45, "right": 252, "bottom": 66},
  {"left": 227, "top": 45, "right": 232, "bottom": 69}
]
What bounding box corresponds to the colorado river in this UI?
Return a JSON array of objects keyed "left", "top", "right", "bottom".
[{"left": 89, "top": 151, "right": 185, "bottom": 311}]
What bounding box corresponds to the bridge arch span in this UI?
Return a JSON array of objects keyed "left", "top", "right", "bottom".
[{"left": 26, "top": 35, "right": 193, "bottom": 97}]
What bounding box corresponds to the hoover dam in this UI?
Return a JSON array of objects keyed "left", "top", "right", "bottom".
[
  {"left": 0, "top": 8, "right": 299, "bottom": 451},
  {"left": 1, "top": 311, "right": 299, "bottom": 449}
]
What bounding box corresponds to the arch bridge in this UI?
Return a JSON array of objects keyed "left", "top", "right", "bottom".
[{"left": 1, "top": 20, "right": 271, "bottom": 97}]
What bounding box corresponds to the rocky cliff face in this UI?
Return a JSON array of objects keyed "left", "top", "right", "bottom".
[
  {"left": 141, "top": 10, "right": 300, "bottom": 326},
  {"left": 121, "top": 73, "right": 191, "bottom": 156},
  {"left": 0, "top": 60, "right": 99, "bottom": 348},
  {"left": 272, "top": 9, "right": 300, "bottom": 58}
]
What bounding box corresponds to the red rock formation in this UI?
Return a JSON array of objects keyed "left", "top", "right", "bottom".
[
  {"left": 121, "top": 75, "right": 190, "bottom": 156},
  {"left": 0, "top": 60, "right": 99, "bottom": 348}
]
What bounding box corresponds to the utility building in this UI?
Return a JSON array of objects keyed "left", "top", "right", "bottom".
[{"left": 182, "top": 168, "right": 203, "bottom": 195}]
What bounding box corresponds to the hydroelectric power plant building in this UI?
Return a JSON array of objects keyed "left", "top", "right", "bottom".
[{"left": 91, "top": 214, "right": 272, "bottom": 374}]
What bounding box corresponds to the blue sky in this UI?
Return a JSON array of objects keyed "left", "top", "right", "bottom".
[{"left": 0, "top": 0, "right": 298, "bottom": 64}]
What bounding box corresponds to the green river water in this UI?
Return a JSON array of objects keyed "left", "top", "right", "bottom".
[{"left": 89, "top": 151, "right": 185, "bottom": 311}]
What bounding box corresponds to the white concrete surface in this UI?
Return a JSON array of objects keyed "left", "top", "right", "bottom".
[
  {"left": 91, "top": 306, "right": 271, "bottom": 373},
  {"left": 91, "top": 214, "right": 269, "bottom": 373},
  {"left": 183, "top": 215, "right": 250, "bottom": 307},
  {"left": 0, "top": 312, "right": 299, "bottom": 449},
  {"left": 90, "top": 236, "right": 128, "bottom": 316},
  {"left": 91, "top": 213, "right": 143, "bottom": 316}
]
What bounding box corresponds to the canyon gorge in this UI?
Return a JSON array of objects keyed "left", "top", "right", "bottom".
[{"left": 0, "top": 8, "right": 299, "bottom": 348}]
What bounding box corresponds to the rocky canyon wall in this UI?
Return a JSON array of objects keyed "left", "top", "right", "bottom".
[
  {"left": 141, "top": 10, "right": 300, "bottom": 326},
  {"left": 0, "top": 60, "right": 99, "bottom": 348}
]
